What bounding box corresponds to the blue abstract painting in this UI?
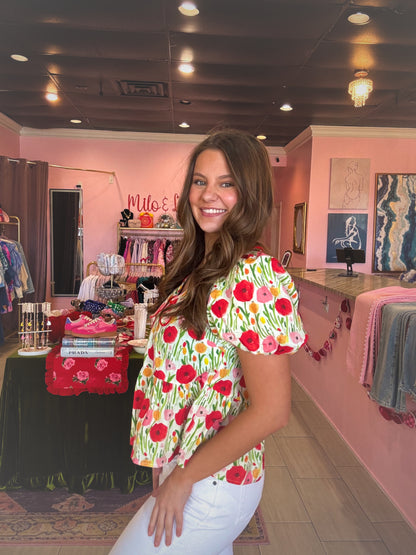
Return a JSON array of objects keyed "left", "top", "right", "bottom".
[
  {"left": 326, "top": 213, "right": 368, "bottom": 263},
  {"left": 374, "top": 174, "right": 416, "bottom": 272}
]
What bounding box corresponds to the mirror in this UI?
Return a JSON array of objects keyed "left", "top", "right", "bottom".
[
  {"left": 293, "top": 202, "right": 307, "bottom": 254},
  {"left": 50, "top": 189, "right": 83, "bottom": 296}
]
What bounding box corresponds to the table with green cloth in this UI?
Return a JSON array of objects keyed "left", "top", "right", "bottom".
[{"left": 0, "top": 350, "right": 151, "bottom": 493}]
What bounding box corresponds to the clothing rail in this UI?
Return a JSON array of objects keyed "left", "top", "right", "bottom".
[
  {"left": 87, "top": 261, "right": 165, "bottom": 276},
  {"left": 117, "top": 225, "right": 183, "bottom": 242},
  {"left": 7, "top": 158, "right": 115, "bottom": 179},
  {"left": 0, "top": 215, "right": 20, "bottom": 242}
]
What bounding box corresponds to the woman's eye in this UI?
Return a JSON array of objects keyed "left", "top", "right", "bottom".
[
  {"left": 193, "top": 179, "right": 205, "bottom": 186},
  {"left": 221, "top": 181, "right": 234, "bottom": 188}
]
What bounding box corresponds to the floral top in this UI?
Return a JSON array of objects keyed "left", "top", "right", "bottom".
[{"left": 130, "top": 248, "right": 306, "bottom": 484}]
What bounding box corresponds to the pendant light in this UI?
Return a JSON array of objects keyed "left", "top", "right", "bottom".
[{"left": 348, "top": 70, "right": 373, "bottom": 107}]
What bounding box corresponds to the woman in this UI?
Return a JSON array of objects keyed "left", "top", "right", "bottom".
[{"left": 111, "top": 129, "right": 306, "bottom": 554}]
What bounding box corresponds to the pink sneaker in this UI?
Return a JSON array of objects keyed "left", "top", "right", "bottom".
[
  {"left": 72, "top": 317, "right": 117, "bottom": 338},
  {"left": 64, "top": 315, "right": 92, "bottom": 335}
]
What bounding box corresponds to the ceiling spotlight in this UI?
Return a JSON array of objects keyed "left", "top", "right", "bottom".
[
  {"left": 256, "top": 134, "right": 267, "bottom": 140},
  {"left": 280, "top": 103, "right": 293, "bottom": 111},
  {"left": 180, "top": 99, "right": 191, "bottom": 105},
  {"left": 348, "top": 12, "right": 370, "bottom": 25},
  {"left": 70, "top": 119, "right": 82, "bottom": 124},
  {"left": 178, "top": 2, "right": 199, "bottom": 16},
  {"left": 179, "top": 122, "right": 190, "bottom": 128},
  {"left": 179, "top": 63, "right": 194, "bottom": 74},
  {"left": 45, "top": 92, "right": 59, "bottom": 102},
  {"left": 348, "top": 70, "right": 373, "bottom": 107},
  {"left": 10, "top": 54, "right": 28, "bottom": 62}
]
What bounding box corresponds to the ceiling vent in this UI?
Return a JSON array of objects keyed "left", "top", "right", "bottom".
[{"left": 116, "top": 80, "right": 168, "bottom": 98}]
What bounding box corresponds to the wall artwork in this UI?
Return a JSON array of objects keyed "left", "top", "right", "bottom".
[
  {"left": 373, "top": 173, "right": 416, "bottom": 273},
  {"left": 326, "top": 213, "right": 368, "bottom": 263},
  {"left": 329, "top": 158, "right": 370, "bottom": 209}
]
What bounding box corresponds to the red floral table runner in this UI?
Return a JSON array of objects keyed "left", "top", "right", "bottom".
[{"left": 45, "top": 345, "right": 131, "bottom": 396}]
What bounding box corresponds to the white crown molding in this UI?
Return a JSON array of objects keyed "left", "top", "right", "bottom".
[
  {"left": 0, "top": 113, "right": 22, "bottom": 134},
  {"left": 284, "top": 127, "right": 313, "bottom": 154},
  {"left": 20, "top": 125, "right": 286, "bottom": 160},
  {"left": 284, "top": 125, "right": 416, "bottom": 155},
  {"left": 310, "top": 125, "right": 416, "bottom": 140},
  {"left": 20, "top": 127, "right": 207, "bottom": 144}
]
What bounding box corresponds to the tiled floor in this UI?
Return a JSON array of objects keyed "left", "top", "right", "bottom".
[{"left": 1, "top": 339, "right": 416, "bottom": 554}]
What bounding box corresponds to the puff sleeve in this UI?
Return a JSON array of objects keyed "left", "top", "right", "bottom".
[{"left": 207, "top": 251, "right": 306, "bottom": 355}]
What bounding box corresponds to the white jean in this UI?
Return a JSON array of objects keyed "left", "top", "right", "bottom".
[{"left": 110, "top": 460, "right": 264, "bottom": 555}]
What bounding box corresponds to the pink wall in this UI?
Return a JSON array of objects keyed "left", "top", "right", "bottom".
[
  {"left": 307, "top": 134, "right": 416, "bottom": 272},
  {"left": 0, "top": 123, "right": 20, "bottom": 158},
  {"left": 291, "top": 280, "right": 416, "bottom": 529},
  {"left": 274, "top": 140, "right": 312, "bottom": 266},
  {"left": 18, "top": 133, "right": 197, "bottom": 308}
]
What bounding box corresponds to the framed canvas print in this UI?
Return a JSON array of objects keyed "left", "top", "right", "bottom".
[
  {"left": 329, "top": 158, "right": 370, "bottom": 209},
  {"left": 373, "top": 173, "right": 416, "bottom": 273},
  {"left": 326, "top": 213, "right": 368, "bottom": 263}
]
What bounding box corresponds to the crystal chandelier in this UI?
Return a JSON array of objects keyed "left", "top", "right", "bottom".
[{"left": 348, "top": 70, "right": 373, "bottom": 107}]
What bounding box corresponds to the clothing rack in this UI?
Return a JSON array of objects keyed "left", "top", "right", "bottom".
[
  {"left": 87, "top": 261, "right": 164, "bottom": 277},
  {"left": 0, "top": 215, "right": 20, "bottom": 242},
  {"left": 117, "top": 224, "right": 183, "bottom": 243}
]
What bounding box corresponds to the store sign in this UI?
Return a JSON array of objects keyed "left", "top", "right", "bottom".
[{"left": 127, "top": 193, "right": 179, "bottom": 214}]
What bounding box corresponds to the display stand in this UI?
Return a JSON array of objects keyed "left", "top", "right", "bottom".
[{"left": 18, "top": 302, "right": 52, "bottom": 356}]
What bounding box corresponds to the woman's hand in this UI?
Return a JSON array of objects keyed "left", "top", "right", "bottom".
[{"left": 148, "top": 465, "right": 193, "bottom": 547}]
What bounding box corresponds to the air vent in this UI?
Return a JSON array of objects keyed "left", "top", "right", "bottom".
[{"left": 116, "top": 80, "right": 168, "bottom": 98}]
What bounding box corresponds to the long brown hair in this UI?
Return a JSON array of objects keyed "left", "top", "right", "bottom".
[{"left": 152, "top": 128, "right": 274, "bottom": 336}]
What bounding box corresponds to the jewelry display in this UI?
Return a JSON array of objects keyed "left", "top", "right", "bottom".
[{"left": 18, "top": 302, "right": 52, "bottom": 356}]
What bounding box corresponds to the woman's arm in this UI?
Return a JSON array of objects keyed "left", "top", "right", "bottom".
[{"left": 148, "top": 350, "right": 291, "bottom": 547}]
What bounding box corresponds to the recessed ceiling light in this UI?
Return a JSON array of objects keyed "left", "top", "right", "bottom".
[
  {"left": 257, "top": 134, "right": 267, "bottom": 140},
  {"left": 180, "top": 99, "right": 192, "bottom": 105},
  {"left": 348, "top": 12, "right": 370, "bottom": 25},
  {"left": 179, "top": 63, "right": 194, "bottom": 74},
  {"left": 45, "top": 92, "right": 59, "bottom": 102},
  {"left": 11, "top": 54, "right": 28, "bottom": 62},
  {"left": 70, "top": 119, "right": 82, "bottom": 124},
  {"left": 179, "top": 122, "right": 190, "bottom": 128},
  {"left": 280, "top": 103, "right": 293, "bottom": 111},
  {"left": 178, "top": 2, "right": 199, "bottom": 16}
]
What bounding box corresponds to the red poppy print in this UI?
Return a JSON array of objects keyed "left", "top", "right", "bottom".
[
  {"left": 147, "top": 345, "right": 154, "bottom": 361},
  {"left": 132, "top": 389, "right": 145, "bottom": 409},
  {"left": 213, "top": 380, "right": 232, "bottom": 396},
  {"left": 176, "top": 365, "right": 196, "bottom": 384},
  {"left": 271, "top": 257, "right": 285, "bottom": 274},
  {"left": 274, "top": 298, "right": 292, "bottom": 316},
  {"left": 226, "top": 465, "right": 246, "bottom": 485},
  {"left": 139, "top": 397, "right": 150, "bottom": 418},
  {"left": 211, "top": 299, "right": 229, "bottom": 318},
  {"left": 233, "top": 280, "right": 254, "bottom": 302},
  {"left": 149, "top": 422, "right": 168, "bottom": 442},
  {"left": 274, "top": 345, "right": 294, "bottom": 354},
  {"left": 240, "top": 330, "right": 260, "bottom": 351},
  {"left": 205, "top": 410, "right": 222, "bottom": 430},
  {"left": 163, "top": 326, "right": 178, "bottom": 343},
  {"left": 188, "top": 328, "right": 205, "bottom": 340},
  {"left": 162, "top": 381, "right": 173, "bottom": 393},
  {"left": 175, "top": 406, "right": 190, "bottom": 425},
  {"left": 154, "top": 370, "right": 166, "bottom": 380}
]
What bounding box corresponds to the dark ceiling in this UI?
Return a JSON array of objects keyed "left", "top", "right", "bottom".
[{"left": 1, "top": 0, "right": 416, "bottom": 146}]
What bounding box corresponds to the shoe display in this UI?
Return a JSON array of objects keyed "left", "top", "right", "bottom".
[
  {"left": 72, "top": 316, "right": 117, "bottom": 338},
  {"left": 64, "top": 315, "right": 92, "bottom": 335}
]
